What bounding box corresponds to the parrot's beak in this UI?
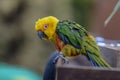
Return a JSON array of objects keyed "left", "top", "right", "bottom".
[{"left": 38, "top": 31, "right": 46, "bottom": 39}]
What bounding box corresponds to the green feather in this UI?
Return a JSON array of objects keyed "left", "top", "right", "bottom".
[{"left": 56, "top": 20, "right": 111, "bottom": 68}]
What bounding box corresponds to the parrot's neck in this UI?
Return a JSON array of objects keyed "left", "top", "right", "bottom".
[{"left": 51, "top": 33, "right": 65, "bottom": 51}]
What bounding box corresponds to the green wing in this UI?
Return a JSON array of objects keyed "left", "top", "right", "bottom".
[
  {"left": 56, "top": 20, "right": 99, "bottom": 54},
  {"left": 56, "top": 20, "right": 86, "bottom": 49},
  {"left": 56, "top": 20, "right": 111, "bottom": 68}
]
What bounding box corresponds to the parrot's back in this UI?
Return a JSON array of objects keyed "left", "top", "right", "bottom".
[{"left": 56, "top": 20, "right": 111, "bottom": 68}]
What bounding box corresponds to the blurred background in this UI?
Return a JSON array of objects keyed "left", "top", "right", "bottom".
[{"left": 0, "top": 0, "right": 119, "bottom": 77}]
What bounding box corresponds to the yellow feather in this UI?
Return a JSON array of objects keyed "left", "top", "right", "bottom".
[{"left": 88, "top": 35, "right": 95, "bottom": 41}]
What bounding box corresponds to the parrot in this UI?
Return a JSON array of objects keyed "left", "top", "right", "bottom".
[{"left": 35, "top": 16, "right": 111, "bottom": 68}]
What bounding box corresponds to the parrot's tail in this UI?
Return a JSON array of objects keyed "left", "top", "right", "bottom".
[{"left": 87, "top": 52, "right": 111, "bottom": 68}]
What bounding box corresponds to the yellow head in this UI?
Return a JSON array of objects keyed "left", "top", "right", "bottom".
[{"left": 35, "top": 16, "right": 59, "bottom": 40}]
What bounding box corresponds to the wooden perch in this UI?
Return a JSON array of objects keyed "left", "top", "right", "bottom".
[{"left": 57, "top": 65, "right": 120, "bottom": 80}]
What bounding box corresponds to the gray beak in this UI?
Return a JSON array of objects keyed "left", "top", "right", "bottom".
[{"left": 38, "top": 31, "right": 46, "bottom": 39}]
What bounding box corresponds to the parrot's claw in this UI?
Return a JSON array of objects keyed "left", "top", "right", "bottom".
[
  {"left": 59, "top": 54, "right": 69, "bottom": 64},
  {"left": 53, "top": 53, "right": 69, "bottom": 64}
]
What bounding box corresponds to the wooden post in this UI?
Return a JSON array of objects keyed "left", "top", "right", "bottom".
[
  {"left": 57, "top": 65, "right": 120, "bottom": 80},
  {"left": 56, "top": 46, "right": 120, "bottom": 80}
]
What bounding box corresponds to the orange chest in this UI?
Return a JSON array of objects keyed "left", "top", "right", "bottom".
[{"left": 54, "top": 34, "right": 65, "bottom": 51}]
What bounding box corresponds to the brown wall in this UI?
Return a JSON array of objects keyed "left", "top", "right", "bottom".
[{"left": 91, "top": 0, "right": 120, "bottom": 40}]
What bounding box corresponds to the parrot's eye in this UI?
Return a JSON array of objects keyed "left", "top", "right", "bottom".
[{"left": 44, "top": 25, "right": 48, "bottom": 29}]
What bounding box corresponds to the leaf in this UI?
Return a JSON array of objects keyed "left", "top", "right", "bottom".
[{"left": 104, "top": 0, "right": 120, "bottom": 26}]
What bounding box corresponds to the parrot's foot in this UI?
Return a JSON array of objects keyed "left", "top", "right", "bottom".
[{"left": 53, "top": 52, "right": 69, "bottom": 64}]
